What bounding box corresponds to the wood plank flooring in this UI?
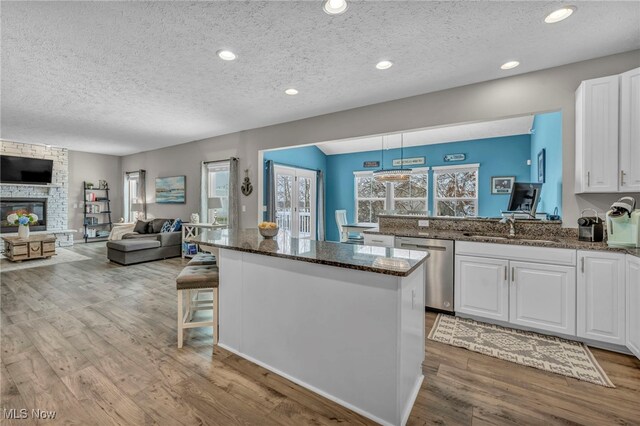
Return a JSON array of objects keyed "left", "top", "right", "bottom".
[{"left": 1, "top": 243, "right": 639, "bottom": 425}]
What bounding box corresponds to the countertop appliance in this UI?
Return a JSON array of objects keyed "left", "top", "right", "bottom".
[
  {"left": 577, "top": 208, "right": 604, "bottom": 242},
  {"left": 395, "top": 237, "right": 454, "bottom": 313},
  {"left": 606, "top": 196, "right": 640, "bottom": 248}
]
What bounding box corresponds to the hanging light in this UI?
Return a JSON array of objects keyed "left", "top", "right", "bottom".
[{"left": 373, "top": 133, "right": 412, "bottom": 182}]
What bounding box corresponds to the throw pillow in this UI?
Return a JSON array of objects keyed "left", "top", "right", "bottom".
[
  {"left": 170, "top": 218, "right": 182, "bottom": 232},
  {"left": 151, "top": 218, "right": 168, "bottom": 234},
  {"left": 160, "top": 221, "right": 172, "bottom": 233},
  {"left": 133, "top": 220, "right": 149, "bottom": 234}
]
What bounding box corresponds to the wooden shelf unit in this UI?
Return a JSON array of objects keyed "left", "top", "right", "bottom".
[{"left": 83, "top": 182, "right": 113, "bottom": 243}]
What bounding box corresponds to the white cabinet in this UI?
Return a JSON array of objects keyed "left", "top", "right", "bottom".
[
  {"left": 620, "top": 67, "right": 640, "bottom": 192},
  {"left": 626, "top": 255, "right": 640, "bottom": 359},
  {"left": 575, "top": 68, "right": 640, "bottom": 193},
  {"left": 575, "top": 75, "right": 620, "bottom": 193},
  {"left": 455, "top": 255, "right": 509, "bottom": 321},
  {"left": 510, "top": 261, "right": 576, "bottom": 335},
  {"left": 577, "top": 251, "right": 626, "bottom": 345}
]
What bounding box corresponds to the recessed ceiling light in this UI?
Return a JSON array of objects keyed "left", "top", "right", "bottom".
[
  {"left": 323, "top": 0, "right": 348, "bottom": 15},
  {"left": 217, "top": 50, "right": 237, "bottom": 61},
  {"left": 376, "top": 60, "right": 393, "bottom": 70},
  {"left": 500, "top": 61, "right": 520, "bottom": 70},
  {"left": 545, "top": 6, "right": 576, "bottom": 24},
  {"left": 285, "top": 88, "right": 299, "bottom": 95}
]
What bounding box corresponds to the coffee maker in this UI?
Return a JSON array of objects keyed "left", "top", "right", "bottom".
[{"left": 606, "top": 197, "right": 640, "bottom": 248}]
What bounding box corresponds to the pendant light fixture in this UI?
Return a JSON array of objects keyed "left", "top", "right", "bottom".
[{"left": 373, "top": 133, "right": 412, "bottom": 182}]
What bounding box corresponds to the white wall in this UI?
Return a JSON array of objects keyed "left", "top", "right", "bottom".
[
  {"left": 120, "top": 50, "right": 640, "bottom": 228},
  {"left": 68, "top": 151, "right": 122, "bottom": 240}
]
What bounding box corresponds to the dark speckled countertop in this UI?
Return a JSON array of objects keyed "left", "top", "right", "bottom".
[
  {"left": 191, "top": 229, "right": 428, "bottom": 277},
  {"left": 365, "top": 229, "right": 640, "bottom": 258}
]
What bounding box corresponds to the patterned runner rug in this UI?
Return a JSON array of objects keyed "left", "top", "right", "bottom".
[{"left": 428, "top": 314, "right": 614, "bottom": 387}]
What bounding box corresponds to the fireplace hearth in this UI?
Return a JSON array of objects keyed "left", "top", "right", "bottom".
[{"left": 0, "top": 198, "right": 47, "bottom": 233}]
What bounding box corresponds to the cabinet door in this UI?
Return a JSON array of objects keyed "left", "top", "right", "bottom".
[
  {"left": 510, "top": 262, "right": 576, "bottom": 335},
  {"left": 455, "top": 255, "right": 509, "bottom": 321},
  {"left": 627, "top": 256, "right": 640, "bottom": 359},
  {"left": 577, "top": 251, "right": 626, "bottom": 345},
  {"left": 575, "top": 75, "right": 619, "bottom": 193},
  {"left": 620, "top": 67, "right": 640, "bottom": 192}
]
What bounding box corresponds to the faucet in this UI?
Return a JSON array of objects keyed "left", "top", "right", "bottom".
[{"left": 500, "top": 214, "right": 516, "bottom": 238}]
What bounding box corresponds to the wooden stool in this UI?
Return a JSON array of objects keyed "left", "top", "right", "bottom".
[
  {"left": 176, "top": 265, "right": 219, "bottom": 348},
  {"left": 187, "top": 253, "right": 217, "bottom": 266}
]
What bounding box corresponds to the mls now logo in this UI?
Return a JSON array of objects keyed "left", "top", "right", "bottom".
[{"left": 3, "top": 408, "right": 57, "bottom": 420}]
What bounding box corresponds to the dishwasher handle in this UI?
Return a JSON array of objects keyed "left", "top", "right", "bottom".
[{"left": 399, "top": 243, "right": 446, "bottom": 251}]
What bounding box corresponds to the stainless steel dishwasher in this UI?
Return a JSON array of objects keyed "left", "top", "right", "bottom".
[{"left": 395, "top": 237, "right": 454, "bottom": 313}]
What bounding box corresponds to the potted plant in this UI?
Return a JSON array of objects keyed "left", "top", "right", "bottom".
[{"left": 7, "top": 211, "right": 39, "bottom": 239}]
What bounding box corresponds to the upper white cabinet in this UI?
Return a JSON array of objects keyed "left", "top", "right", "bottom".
[
  {"left": 575, "top": 68, "right": 640, "bottom": 193},
  {"left": 577, "top": 251, "right": 626, "bottom": 345},
  {"left": 627, "top": 255, "right": 640, "bottom": 359},
  {"left": 510, "top": 261, "right": 576, "bottom": 335},
  {"left": 620, "top": 68, "right": 640, "bottom": 192}
]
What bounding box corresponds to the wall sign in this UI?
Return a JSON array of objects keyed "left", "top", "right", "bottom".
[
  {"left": 363, "top": 161, "right": 380, "bottom": 168},
  {"left": 444, "top": 153, "right": 466, "bottom": 162},
  {"left": 392, "top": 157, "right": 425, "bottom": 166}
]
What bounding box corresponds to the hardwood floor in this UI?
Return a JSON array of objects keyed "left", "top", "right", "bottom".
[{"left": 1, "top": 242, "right": 639, "bottom": 425}]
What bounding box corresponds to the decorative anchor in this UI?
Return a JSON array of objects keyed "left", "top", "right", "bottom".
[{"left": 241, "top": 169, "right": 253, "bottom": 196}]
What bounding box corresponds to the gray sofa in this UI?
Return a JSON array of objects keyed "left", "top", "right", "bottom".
[{"left": 107, "top": 218, "right": 182, "bottom": 265}]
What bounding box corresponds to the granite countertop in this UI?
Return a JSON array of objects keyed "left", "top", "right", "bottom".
[
  {"left": 192, "top": 229, "right": 428, "bottom": 277},
  {"left": 365, "top": 229, "right": 640, "bottom": 258}
]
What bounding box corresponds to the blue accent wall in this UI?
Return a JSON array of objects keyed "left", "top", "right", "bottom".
[
  {"left": 325, "top": 135, "right": 532, "bottom": 241},
  {"left": 530, "top": 111, "right": 563, "bottom": 217}
]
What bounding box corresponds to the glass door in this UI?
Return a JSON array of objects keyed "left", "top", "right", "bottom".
[{"left": 274, "top": 166, "right": 317, "bottom": 239}]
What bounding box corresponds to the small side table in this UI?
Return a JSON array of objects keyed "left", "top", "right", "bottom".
[
  {"left": 2, "top": 234, "right": 56, "bottom": 262},
  {"left": 181, "top": 223, "right": 227, "bottom": 258}
]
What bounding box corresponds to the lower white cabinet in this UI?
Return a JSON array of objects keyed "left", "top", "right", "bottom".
[
  {"left": 577, "top": 251, "right": 626, "bottom": 345},
  {"left": 455, "top": 255, "right": 509, "bottom": 321},
  {"left": 626, "top": 255, "right": 640, "bottom": 358},
  {"left": 510, "top": 262, "right": 576, "bottom": 335}
]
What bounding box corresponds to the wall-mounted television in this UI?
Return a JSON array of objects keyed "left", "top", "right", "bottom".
[{"left": 0, "top": 155, "right": 54, "bottom": 185}]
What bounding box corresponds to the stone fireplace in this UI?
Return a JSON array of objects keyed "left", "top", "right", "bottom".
[{"left": 0, "top": 198, "right": 47, "bottom": 233}]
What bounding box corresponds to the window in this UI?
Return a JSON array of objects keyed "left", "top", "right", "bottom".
[
  {"left": 203, "top": 161, "right": 230, "bottom": 224},
  {"left": 433, "top": 164, "right": 479, "bottom": 217},
  {"left": 354, "top": 168, "right": 429, "bottom": 222},
  {"left": 354, "top": 172, "right": 387, "bottom": 223},
  {"left": 124, "top": 171, "right": 140, "bottom": 222},
  {"left": 392, "top": 169, "right": 428, "bottom": 214}
]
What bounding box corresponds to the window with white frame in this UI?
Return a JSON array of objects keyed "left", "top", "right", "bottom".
[
  {"left": 354, "top": 172, "right": 387, "bottom": 223},
  {"left": 124, "top": 172, "right": 139, "bottom": 222},
  {"left": 433, "top": 164, "right": 479, "bottom": 217},
  {"left": 354, "top": 168, "right": 429, "bottom": 222},
  {"left": 204, "top": 161, "right": 230, "bottom": 224},
  {"left": 392, "top": 168, "right": 429, "bottom": 214}
]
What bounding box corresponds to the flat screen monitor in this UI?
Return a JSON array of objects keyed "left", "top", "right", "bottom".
[
  {"left": 0, "top": 155, "right": 54, "bottom": 184},
  {"left": 507, "top": 183, "right": 542, "bottom": 216}
]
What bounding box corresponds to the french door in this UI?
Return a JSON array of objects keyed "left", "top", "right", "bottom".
[{"left": 274, "top": 165, "right": 317, "bottom": 239}]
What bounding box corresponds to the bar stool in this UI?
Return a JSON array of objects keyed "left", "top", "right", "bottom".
[
  {"left": 187, "top": 253, "right": 217, "bottom": 266},
  {"left": 176, "top": 265, "right": 219, "bottom": 348}
]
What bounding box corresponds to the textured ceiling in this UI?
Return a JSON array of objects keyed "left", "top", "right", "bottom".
[
  {"left": 2, "top": 1, "right": 639, "bottom": 155},
  {"left": 315, "top": 115, "right": 535, "bottom": 155}
]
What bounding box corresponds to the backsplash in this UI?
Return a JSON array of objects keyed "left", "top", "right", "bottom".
[{"left": 377, "top": 214, "right": 577, "bottom": 239}]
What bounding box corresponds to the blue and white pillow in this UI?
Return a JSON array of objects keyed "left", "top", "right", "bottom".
[
  {"left": 160, "top": 220, "right": 172, "bottom": 233},
  {"left": 169, "top": 218, "right": 182, "bottom": 232}
]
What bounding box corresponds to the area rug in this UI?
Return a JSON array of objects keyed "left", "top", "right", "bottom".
[
  {"left": 428, "top": 314, "right": 614, "bottom": 387},
  {"left": 0, "top": 248, "right": 91, "bottom": 272}
]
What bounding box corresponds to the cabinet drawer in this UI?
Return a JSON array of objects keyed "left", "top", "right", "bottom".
[
  {"left": 364, "top": 234, "right": 395, "bottom": 248},
  {"left": 43, "top": 242, "right": 55, "bottom": 253},
  {"left": 456, "top": 241, "right": 576, "bottom": 266}
]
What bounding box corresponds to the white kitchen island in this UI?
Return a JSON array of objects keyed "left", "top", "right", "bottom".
[{"left": 192, "top": 229, "right": 428, "bottom": 426}]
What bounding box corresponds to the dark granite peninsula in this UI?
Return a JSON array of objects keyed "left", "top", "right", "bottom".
[{"left": 190, "top": 228, "right": 427, "bottom": 426}]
